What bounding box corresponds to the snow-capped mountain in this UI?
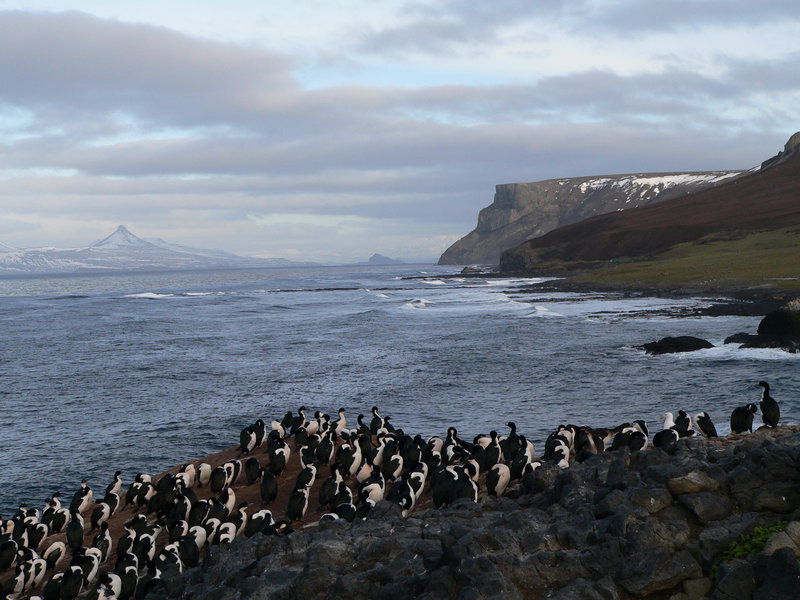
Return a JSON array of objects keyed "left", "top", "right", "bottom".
[{"left": 0, "top": 225, "right": 318, "bottom": 274}]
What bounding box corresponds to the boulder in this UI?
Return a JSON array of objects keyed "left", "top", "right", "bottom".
[
  {"left": 724, "top": 332, "right": 800, "bottom": 353},
  {"left": 668, "top": 470, "right": 721, "bottom": 495},
  {"left": 758, "top": 305, "right": 800, "bottom": 337},
  {"left": 753, "top": 546, "right": 800, "bottom": 599},
  {"left": 712, "top": 558, "right": 756, "bottom": 600},
  {"left": 641, "top": 336, "right": 714, "bottom": 355},
  {"left": 618, "top": 548, "right": 701, "bottom": 596},
  {"left": 724, "top": 304, "right": 800, "bottom": 353},
  {"left": 677, "top": 492, "right": 733, "bottom": 523}
]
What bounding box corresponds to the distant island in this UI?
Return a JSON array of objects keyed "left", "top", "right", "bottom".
[{"left": 347, "top": 253, "right": 406, "bottom": 266}]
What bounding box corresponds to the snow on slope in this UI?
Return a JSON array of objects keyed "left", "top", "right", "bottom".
[{"left": 576, "top": 171, "right": 741, "bottom": 206}]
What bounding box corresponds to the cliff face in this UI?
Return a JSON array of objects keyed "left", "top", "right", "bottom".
[
  {"left": 438, "top": 171, "right": 742, "bottom": 265},
  {"left": 499, "top": 138, "right": 800, "bottom": 274}
]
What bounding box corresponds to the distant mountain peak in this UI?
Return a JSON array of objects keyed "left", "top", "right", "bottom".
[{"left": 91, "top": 225, "right": 156, "bottom": 250}]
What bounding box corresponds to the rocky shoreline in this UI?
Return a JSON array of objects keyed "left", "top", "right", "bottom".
[
  {"left": 426, "top": 270, "right": 799, "bottom": 318},
  {"left": 151, "top": 427, "right": 800, "bottom": 600}
]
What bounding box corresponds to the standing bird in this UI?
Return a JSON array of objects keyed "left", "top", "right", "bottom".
[
  {"left": 694, "top": 412, "right": 718, "bottom": 438},
  {"left": 758, "top": 381, "right": 780, "bottom": 428},
  {"left": 652, "top": 428, "right": 680, "bottom": 454},
  {"left": 730, "top": 403, "right": 758, "bottom": 434},
  {"left": 286, "top": 487, "right": 309, "bottom": 522}
]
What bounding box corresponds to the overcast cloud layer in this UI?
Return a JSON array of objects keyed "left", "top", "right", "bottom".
[{"left": 0, "top": 2, "right": 797, "bottom": 261}]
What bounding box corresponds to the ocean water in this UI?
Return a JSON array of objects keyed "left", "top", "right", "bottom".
[{"left": 0, "top": 265, "right": 797, "bottom": 515}]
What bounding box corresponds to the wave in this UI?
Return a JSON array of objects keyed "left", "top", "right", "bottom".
[
  {"left": 402, "top": 298, "right": 434, "bottom": 309},
  {"left": 522, "top": 305, "right": 565, "bottom": 318},
  {"left": 49, "top": 294, "right": 92, "bottom": 300},
  {"left": 122, "top": 292, "right": 174, "bottom": 299},
  {"left": 647, "top": 343, "right": 800, "bottom": 362}
]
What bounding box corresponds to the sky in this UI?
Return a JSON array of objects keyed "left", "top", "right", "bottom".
[{"left": 0, "top": 1, "right": 798, "bottom": 262}]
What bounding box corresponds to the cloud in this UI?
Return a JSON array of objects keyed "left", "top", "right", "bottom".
[
  {"left": 591, "top": 0, "right": 800, "bottom": 35},
  {"left": 0, "top": 10, "right": 296, "bottom": 130},
  {"left": 355, "top": 0, "right": 800, "bottom": 57},
  {"left": 356, "top": 0, "right": 589, "bottom": 55},
  {"left": 0, "top": 9, "right": 797, "bottom": 261}
]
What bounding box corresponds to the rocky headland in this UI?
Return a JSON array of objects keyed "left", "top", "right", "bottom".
[
  {"left": 437, "top": 171, "right": 741, "bottom": 266},
  {"left": 497, "top": 135, "right": 800, "bottom": 283},
  {"left": 156, "top": 426, "right": 800, "bottom": 600}
]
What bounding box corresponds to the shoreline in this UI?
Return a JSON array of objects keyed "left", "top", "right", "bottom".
[
  {"left": 426, "top": 269, "right": 799, "bottom": 317},
  {"left": 154, "top": 426, "right": 800, "bottom": 599},
  {"left": 6, "top": 415, "right": 800, "bottom": 599}
]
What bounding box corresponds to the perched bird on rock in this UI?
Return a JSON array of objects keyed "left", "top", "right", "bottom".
[
  {"left": 758, "top": 381, "right": 780, "bottom": 428},
  {"left": 730, "top": 403, "right": 758, "bottom": 434}
]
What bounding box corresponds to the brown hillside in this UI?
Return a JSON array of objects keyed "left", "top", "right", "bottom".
[{"left": 499, "top": 148, "right": 800, "bottom": 271}]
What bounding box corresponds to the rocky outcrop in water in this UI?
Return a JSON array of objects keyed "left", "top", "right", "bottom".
[
  {"left": 725, "top": 301, "right": 800, "bottom": 353},
  {"left": 438, "top": 171, "right": 741, "bottom": 266},
  {"left": 154, "top": 427, "right": 800, "bottom": 600},
  {"left": 640, "top": 336, "right": 715, "bottom": 355}
]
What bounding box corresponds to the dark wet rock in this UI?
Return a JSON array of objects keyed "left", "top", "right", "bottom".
[
  {"left": 697, "top": 513, "right": 760, "bottom": 567},
  {"left": 678, "top": 492, "right": 733, "bottom": 523},
  {"left": 724, "top": 332, "right": 800, "bottom": 353},
  {"left": 758, "top": 305, "right": 800, "bottom": 337},
  {"left": 751, "top": 483, "right": 800, "bottom": 513},
  {"left": 549, "top": 575, "right": 621, "bottom": 600},
  {"left": 618, "top": 548, "right": 702, "bottom": 596},
  {"left": 640, "top": 335, "right": 714, "bottom": 354},
  {"left": 668, "top": 469, "right": 721, "bottom": 495},
  {"left": 753, "top": 546, "right": 800, "bottom": 599},
  {"left": 683, "top": 576, "right": 713, "bottom": 599},
  {"left": 711, "top": 558, "right": 756, "bottom": 600},
  {"left": 627, "top": 486, "right": 674, "bottom": 514}
]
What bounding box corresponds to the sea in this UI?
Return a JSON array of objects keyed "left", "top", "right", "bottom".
[{"left": 1, "top": 264, "right": 798, "bottom": 516}]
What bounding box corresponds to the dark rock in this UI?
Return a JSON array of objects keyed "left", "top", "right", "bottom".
[
  {"left": 751, "top": 484, "right": 800, "bottom": 513},
  {"left": 697, "top": 513, "right": 760, "bottom": 566},
  {"left": 711, "top": 558, "right": 756, "bottom": 600},
  {"left": 725, "top": 332, "right": 800, "bottom": 353},
  {"left": 753, "top": 546, "right": 800, "bottom": 599},
  {"left": 668, "top": 470, "right": 721, "bottom": 495},
  {"left": 305, "top": 538, "right": 353, "bottom": 567},
  {"left": 627, "top": 486, "right": 674, "bottom": 514},
  {"left": 678, "top": 492, "right": 734, "bottom": 523},
  {"left": 548, "top": 575, "right": 621, "bottom": 600},
  {"left": 618, "top": 548, "right": 702, "bottom": 596},
  {"left": 640, "top": 335, "right": 714, "bottom": 354},
  {"left": 527, "top": 549, "right": 590, "bottom": 587},
  {"left": 758, "top": 306, "right": 800, "bottom": 337}
]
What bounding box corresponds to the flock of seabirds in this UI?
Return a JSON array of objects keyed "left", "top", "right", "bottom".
[{"left": 0, "top": 380, "right": 783, "bottom": 600}]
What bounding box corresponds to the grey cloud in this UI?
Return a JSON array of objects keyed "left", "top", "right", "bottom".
[
  {"left": 0, "top": 10, "right": 296, "bottom": 129},
  {"left": 357, "top": 0, "right": 587, "bottom": 55},
  {"left": 591, "top": 0, "right": 800, "bottom": 35},
  {"left": 355, "top": 0, "right": 800, "bottom": 56},
  {"left": 0, "top": 11, "right": 794, "bottom": 258}
]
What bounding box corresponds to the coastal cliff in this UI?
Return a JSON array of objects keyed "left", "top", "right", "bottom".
[
  {"left": 498, "top": 134, "right": 800, "bottom": 288},
  {"left": 438, "top": 171, "right": 741, "bottom": 266}
]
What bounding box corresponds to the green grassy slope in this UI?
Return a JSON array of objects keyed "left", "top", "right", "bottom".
[{"left": 570, "top": 227, "right": 800, "bottom": 291}]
